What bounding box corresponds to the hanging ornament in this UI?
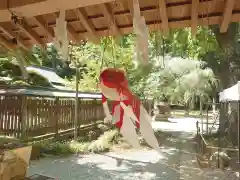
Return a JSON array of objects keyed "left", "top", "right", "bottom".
[
  {"left": 53, "top": 10, "right": 69, "bottom": 62},
  {"left": 99, "top": 68, "right": 161, "bottom": 152},
  {"left": 133, "top": 0, "right": 149, "bottom": 66}
]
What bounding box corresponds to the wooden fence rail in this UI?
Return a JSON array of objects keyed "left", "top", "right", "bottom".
[{"left": 0, "top": 94, "right": 152, "bottom": 139}]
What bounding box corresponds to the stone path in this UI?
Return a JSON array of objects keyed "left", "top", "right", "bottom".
[{"left": 28, "top": 119, "right": 239, "bottom": 180}]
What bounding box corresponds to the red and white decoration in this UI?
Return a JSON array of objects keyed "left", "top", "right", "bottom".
[{"left": 99, "top": 68, "right": 160, "bottom": 152}]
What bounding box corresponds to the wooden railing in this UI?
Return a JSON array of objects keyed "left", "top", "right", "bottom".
[{"left": 0, "top": 94, "right": 152, "bottom": 139}]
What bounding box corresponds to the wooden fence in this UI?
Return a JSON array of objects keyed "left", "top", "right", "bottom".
[{"left": 0, "top": 94, "right": 152, "bottom": 139}]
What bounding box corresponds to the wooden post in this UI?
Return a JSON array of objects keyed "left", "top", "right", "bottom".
[
  {"left": 148, "top": 100, "right": 152, "bottom": 115},
  {"left": 21, "top": 96, "right": 27, "bottom": 140},
  {"left": 54, "top": 97, "right": 59, "bottom": 138},
  {"left": 238, "top": 101, "right": 240, "bottom": 163},
  {"left": 206, "top": 104, "right": 209, "bottom": 135},
  {"left": 200, "top": 100, "right": 203, "bottom": 134},
  {"left": 74, "top": 67, "right": 79, "bottom": 140}
]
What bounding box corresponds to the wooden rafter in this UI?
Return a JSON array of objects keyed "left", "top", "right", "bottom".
[
  {"left": 0, "top": 0, "right": 238, "bottom": 46},
  {"left": 0, "top": 35, "right": 15, "bottom": 51},
  {"left": 158, "top": 0, "right": 169, "bottom": 35},
  {"left": 127, "top": 0, "right": 134, "bottom": 18},
  {"left": 34, "top": 16, "right": 54, "bottom": 41},
  {"left": 0, "top": 0, "right": 115, "bottom": 23},
  {"left": 220, "top": 0, "right": 236, "bottom": 33},
  {"left": 74, "top": 8, "right": 99, "bottom": 43},
  {"left": 67, "top": 25, "right": 79, "bottom": 43},
  {"left": 118, "top": 1, "right": 132, "bottom": 25},
  {"left": 16, "top": 19, "right": 43, "bottom": 45},
  {"left": 0, "top": 24, "right": 28, "bottom": 50},
  {"left": 102, "top": 3, "right": 120, "bottom": 36},
  {"left": 191, "top": 0, "right": 199, "bottom": 35}
]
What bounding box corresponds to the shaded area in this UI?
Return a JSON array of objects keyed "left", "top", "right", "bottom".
[{"left": 28, "top": 128, "right": 240, "bottom": 180}]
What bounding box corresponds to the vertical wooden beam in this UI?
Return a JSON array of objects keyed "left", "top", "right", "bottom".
[
  {"left": 220, "top": 0, "right": 236, "bottom": 33},
  {"left": 54, "top": 97, "right": 59, "bottom": 138},
  {"left": 191, "top": 0, "right": 199, "bottom": 36},
  {"left": 74, "top": 65, "right": 79, "bottom": 140},
  {"left": 21, "top": 96, "right": 27, "bottom": 140},
  {"left": 158, "top": 0, "right": 169, "bottom": 35},
  {"left": 102, "top": 3, "right": 121, "bottom": 36}
]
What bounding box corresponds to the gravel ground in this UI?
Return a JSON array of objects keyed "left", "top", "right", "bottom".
[{"left": 27, "top": 120, "right": 239, "bottom": 180}]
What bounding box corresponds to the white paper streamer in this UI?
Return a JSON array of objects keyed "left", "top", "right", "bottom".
[
  {"left": 53, "top": 10, "right": 69, "bottom": 62},
  {"left": 133, "top": 0, "right": 149, "bottom": 66}
]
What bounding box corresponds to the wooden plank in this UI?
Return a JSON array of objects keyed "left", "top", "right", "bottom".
[
  {"left": 118, "top": 0, "right": 132, "bottom": 25},
  {"left": 0, "top": 24, "right": 28, "bottom": 50},
  {"left": 220, "top": 0, "right": 236, "bottom": 33},
  {"left": 0, "top": 35, "right": 15, "bottom": 50},
  {"left": 102, "top": 3, "right": 121, "bottom": 36},
  {"left": 25, "top": 97, "right": 30, "bottom": 138},
  {"left": 71, "top": 99, "right": 74, "bottom": 128},
  {"left": 0, "top": 0, "right": 115, "bottom": 23},
  {"left": 10, "top": 96, "right": 15, "bottom": 136},
  {"left": 54, "top": 97, "right": 59, "bottom": 138},
  {"left": 34, "top": 16, "right": 55, "bottom": 40},
  {"left": 67, "top": 99, "right": 71, "bottom": 128},
  {"left": 20, "top": 96, "right": 27, "bottom": 139},
  {"left": 29, "top": 98, "right": 34, "bottom": 135},
  {"left": 16, "top": 19, "right": 43, "bottom": 45},
  {"left": 0, "top": 96, "right": 3, "bottom": 131},
  {"left": 74, "top": 8, "right": 99, "bottom": 43}
]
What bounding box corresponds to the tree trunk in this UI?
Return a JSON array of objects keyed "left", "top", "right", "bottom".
[{"left": 208, "top": 23, "right": 240, "bottom": 144}]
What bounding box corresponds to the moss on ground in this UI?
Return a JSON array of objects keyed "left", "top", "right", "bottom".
[
  {"left": 33, "top": 129, "right": 120, "bottom": 155},
  {"left": 0, "top": 125, "right": 166, "bottom": 156}
]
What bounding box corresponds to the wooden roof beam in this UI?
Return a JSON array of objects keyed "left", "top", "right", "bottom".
[
  {"left": 220, "top": 0, "right": 236, "bottom": 33},
  {"left": 102, "top": 3, "right": 120, "bottom": 36},
  {"left": 0, "top": 25, "right": 28, "bottom": 50},
  {"left": 0, "top": 0, "right": 115, "bottom": 23},
  {"left": 16, "top": 19, "right": 43, "bottom": 45},
  {"left": 33, "top": 16, "right": 54, "bottom": 41},
  {"left": 0, "top": 35, "right": 15, "bottom": 51},
  {"left": 67, "top": 25, "right": 79, "bottom": 43},
  {"left": 118, "top": 1, "right": 132, "bottom": 25},
  {"left": 158, "top": 0, "right": 169, "bottom": 35},
  {"left": 74, "top": 8, "right": 99, "bottom": 43},
  {"left": 191, "top": 0, "right": 199, "bottom": 36}
]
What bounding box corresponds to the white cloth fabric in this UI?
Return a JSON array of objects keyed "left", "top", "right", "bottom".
[
  {"left": 133, "top": 0, "right": 149, "bottom": 65},
  {"left": 219, "top": 81, "right": 240, "bottom": 102}
]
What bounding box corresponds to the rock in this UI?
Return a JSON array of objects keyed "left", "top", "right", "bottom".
[
  {"left": 154, "top": 114, "right": 169, "bottom": 121},
  {"left": 209, "top": 151, "right": 231, "bottom": 169}
]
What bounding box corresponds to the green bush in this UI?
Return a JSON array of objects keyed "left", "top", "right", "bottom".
[
  {"left": 37, "top": 129, "right": 120, "bottom": 155},
  {"left": 27, "top": 71, "right": 51, "bottom": 87},
  {"left": 0, "top": 60, "right": 22, "bottom": 77}
]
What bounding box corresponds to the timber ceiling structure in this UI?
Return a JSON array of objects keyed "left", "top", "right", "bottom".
[{"left": 0, "top": 0, "right": 239, "bottom": 50}]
